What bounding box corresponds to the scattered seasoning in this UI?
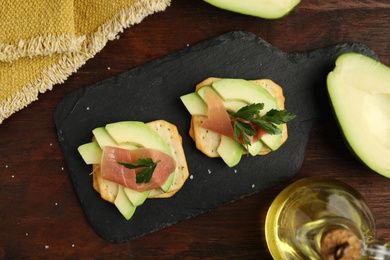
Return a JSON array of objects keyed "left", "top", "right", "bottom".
[
  {"left": 61, "top": 167, "right": 64, "bottom": 171},
  {"left": 55, "top": 202, "right": 58, "bottom": 206},
  {"left": 26, "top": 233, "right": 28, "bottom": 236},
  {"left": 234, "top": 169, "right": 237, "bottom": 173},
  {"left": 49, "top": 143, "right": 53, "bottom": 146},
  {"left": 45, "top": 245, "right": 49, "bottom": 249},
  {"left": 107, "top": 67, "right": 111, "bottom": 70},
  {"left": 72, "top": 244, "right": 75, "bottom": 247},
  {"left": 207, "top": 169, "right": 212, "bottom": 174},
  {"left": 252, "top": 184, "right": 255, "bottom": 188},
  {"left": 11, "top": 175, "right": 14, "bottom": 178},
  {"left": 5, "top": 165, "right": 8, "bottom": 168},
  {"left": 186, "top": 43, "right": 189, "bottom": 47},
  {"left": 86, "top": 107, "right": 90, "bottom": 111},
  {"left": 190, "top": 175, "right": 194, "bottom": 180}
]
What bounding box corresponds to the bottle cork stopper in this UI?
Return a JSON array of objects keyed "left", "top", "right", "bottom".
[{"left": 321, "top": 228, "right": 362, "bottom": 260}]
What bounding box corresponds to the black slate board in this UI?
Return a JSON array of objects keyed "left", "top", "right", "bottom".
[{"left": 54, "top": 31, "right": 377, "bottom": 242}]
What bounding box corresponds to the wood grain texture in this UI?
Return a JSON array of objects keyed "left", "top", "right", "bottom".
[{"left": 1, "top": 0, "right": 390, "bottom": 258}]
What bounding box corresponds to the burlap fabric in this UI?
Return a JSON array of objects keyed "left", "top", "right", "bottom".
[{"left": 0, "top": 0, "right": 171, "bottom": 123}]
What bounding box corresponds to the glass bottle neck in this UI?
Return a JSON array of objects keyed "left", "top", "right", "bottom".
[{"left": 296, "top": 216, "right": 390, "bottom": 260}]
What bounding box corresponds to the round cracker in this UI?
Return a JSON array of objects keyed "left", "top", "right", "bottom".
[
  {"left": 92, "top": 120, "right": 189, "bottom": 202},
  {"left": 189, "top": 77, "right": 289, "bottom": 157}
]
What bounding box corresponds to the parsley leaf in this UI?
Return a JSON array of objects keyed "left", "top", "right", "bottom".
[
  {"left": 233, "top": 119, "right": 255, "bottom": 145},
  {"left": 261, "top": 109, "right": 296, "bottom": 124},
  {"left": 252, "top": 117, "right": 281, "bottom": 135},
  {"left": 233, "top": 103, "right": 264, "bottom": 120},
  {"left": 118, "top": 158, "right": 160, "bottom": 184},
  {"left": 230, "top": 103, "right": 296, "bottom": 145}
]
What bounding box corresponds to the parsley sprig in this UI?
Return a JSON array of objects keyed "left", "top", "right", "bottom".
[
  {"left": 118, "top": 158, "right": 160, "bottom": 183},
  {"left": 228, "top": 103, "right": 296, "bottom": 145}
]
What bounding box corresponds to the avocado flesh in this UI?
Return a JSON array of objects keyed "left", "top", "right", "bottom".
[
  {"left": 78, "top": 142, "right": 102, "bottom": 165},
  {"left": 217, "top": 135, "right": 244, "bottom": 167},
  {"left": 180, "top": 92, "right": 208, "bottom": 116},
  {"left": 124, "top": 188, "right": 149, "bottom": 206},
  {"left": 211, "top": 79, "right": 279, "bottom": 115},
  {"left": 114, "top": 185, "right": 137, "bottom": 220},
  {"left": 327, "top": 52, "right": 390, "bottom": 178},
  {"left": 105, "top": 121, "right": 171, "bottom": 155},
  {"left": 92, "top": 127, "right": 138, "bottom": 150},
  {"left": 196, "top": 85, "right": 249, "bottom": 114},
  {"left": 204, "top": 0, "right": 300, "bottom": 19}
]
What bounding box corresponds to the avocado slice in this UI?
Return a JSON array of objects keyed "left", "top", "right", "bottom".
[
  {"left": 124, "top": 188, "right": 150, "bottom": 207},
  {"left": 92, "top": 127, "right": 138, "bottom": 150},
  {"left": 196, "top": 85, "right": 249, "bottom": 113},
  {"left": 114, "top": 185, "right": 137, "bottom": 220},
  {"left": 204, "top": 0, "right": 301, "bottom": 19},
  {"left": 217, "top": 135, "right": 244, "bottom": 167},
  {"left": 105, "top": 121, "right": 171, "bottom": 154},
  {"left": 327, "top": 52, "right": 390, "bottom": 178},
  {"left": 180, "top": 92, "right": 208, "bottom": 116},
  {"left": 211, "top": 79, "right": 279, "bottom": 115},
  {"left": 78, "top": 142, "right": 102, "bottom": 165}
]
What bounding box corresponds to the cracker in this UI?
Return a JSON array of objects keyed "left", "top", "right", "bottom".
[
  {"left": 146, "top": 120, "right": 189, "bottom": 198},
  {"left": 189, "top": 78, "right": 288, "bottom": 157},
  {"left": 92, "top": 164, "right": 119, "bottom": 204},
  {"left": 91, "top": 120, "right": 189, "bottom": 201}
]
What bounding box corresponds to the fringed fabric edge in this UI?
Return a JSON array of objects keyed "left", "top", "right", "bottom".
[
  {"left": 0, "top": 34, "right": 86, "bottom": 63},
  {"left": 0, "top": 0, "right": 171, "bottom": 124}
]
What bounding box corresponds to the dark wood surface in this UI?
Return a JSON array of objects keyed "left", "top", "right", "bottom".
[{"left": 1, "top": 0, "right": 390, "bottom": 259}]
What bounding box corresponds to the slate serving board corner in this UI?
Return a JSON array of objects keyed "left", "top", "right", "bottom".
[{"left": 54, "top": 31, "right": 377, "bottom": 242}]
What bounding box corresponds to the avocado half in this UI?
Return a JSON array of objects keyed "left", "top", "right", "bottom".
[
  {"left": 327, "top": 52, "right": 390, "bottom": 178},
  {"left": 203, "top": 0, "right": 301, "bottom": 19}
]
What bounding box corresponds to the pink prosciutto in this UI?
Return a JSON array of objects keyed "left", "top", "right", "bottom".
[
  {"left": 201, "top": 88, "right": 267, "bottom": 144},
  {"left": 201, "top": 89, "right": 235, "bottom": 138},
  {"left": 100, "top": 146, "right": 176, "bottom": 192}
]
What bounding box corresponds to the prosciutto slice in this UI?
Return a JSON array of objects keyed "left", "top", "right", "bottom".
[
  {"left": 201, "top": 89, "right": 267, "bottom": 144},
  {"left": 201, "top": 89, "right": 235, "bottom": 138},
  {"left": 100, "top": 146, "right": 176, "bottom": 192}
]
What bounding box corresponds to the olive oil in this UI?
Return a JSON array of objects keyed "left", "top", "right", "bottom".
[{"left": 265, "top": 177, "right": 384, "bottom": 259}]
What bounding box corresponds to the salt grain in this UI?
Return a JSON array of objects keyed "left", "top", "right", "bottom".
[
  {"left": 207, "top": 169, "right": 211, "bottom": 174},
  {"left": 26, "top": 233, "right": 28, "bottom": 236},
  {"left": 190, "top": 175, "right": 194, "bottom": 179},
  {"left": 11, "top": 175, "right": 14, "bottom": 178},
  {"left": 107, "top": 67, "right": 111, "bottom": 70},
  {"left": 86, "top": 107, "right": 90, "bottom": 110},
  {"left": 72, "top": 244, "right": 75, "bottom": 247},
  {"left": 45, "top": 245, "right": 49, "bottom": 249},
  {"left": 234, "top": 169, "right": 237, "bottom": 173},
  {"left": 252, "top": 184, "right": 255, "bottom": 188}
]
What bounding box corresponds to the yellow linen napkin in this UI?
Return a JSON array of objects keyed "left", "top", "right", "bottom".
[
  {"left": 0, "top": 0, "right": 171, "bottom": 124},
  {"left": 0, "top": 0, "right": 84, "bottom": 62}
]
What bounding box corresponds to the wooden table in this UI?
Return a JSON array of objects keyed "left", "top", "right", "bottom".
[{"left": 1, "top": 0, "right": 390, "bottom": 259}]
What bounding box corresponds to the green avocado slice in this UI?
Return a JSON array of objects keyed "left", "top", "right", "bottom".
[
  {"left": 203, "top": 0, "right": 301, "bottom": 19},
  {"left": 327, "top": 52, "right": 390, "bottom": 178}
]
